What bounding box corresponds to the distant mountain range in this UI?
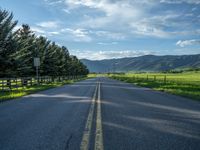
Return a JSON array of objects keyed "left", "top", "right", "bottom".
[{"left": 81, "top": 54, "right": 200, "bottom": 72}]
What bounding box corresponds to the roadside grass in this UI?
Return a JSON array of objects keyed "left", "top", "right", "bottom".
[
  {"left": 110, "top": 71, "right": 200, "bottom": 101},
  {"left": 0, "top": 78, "right": 85, "bottom": 102},
  {"left": 87, "top": 73, "right": 97, "bottom": 78}
]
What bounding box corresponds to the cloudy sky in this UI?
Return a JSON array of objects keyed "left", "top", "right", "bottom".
[{"left": 1, "top": 0, "right": 200, "bottom": 60}]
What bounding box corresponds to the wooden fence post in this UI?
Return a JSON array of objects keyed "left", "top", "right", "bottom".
[
  {"left": 30, "top": 78, "right": 33, "bottom": 86},
  {"left": 7, "top": 79, "right": 11, "bottom": 90},
  {"left": 2, "top": 79, "right": 4, "bottom": 90}
]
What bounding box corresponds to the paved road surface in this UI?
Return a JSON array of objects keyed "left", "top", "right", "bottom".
[
  {"left": 0, "top": 77, "right": 200, "bottom": 150},
  {"left": 100, "top": 77, "right": 200, "bottom": 150}
]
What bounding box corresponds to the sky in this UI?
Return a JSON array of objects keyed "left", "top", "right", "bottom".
[{"left": 0, "top": 0, "right": 200, "bottom": 60}]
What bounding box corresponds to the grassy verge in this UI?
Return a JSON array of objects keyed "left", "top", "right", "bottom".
[
  {"left": 0, "top": 78, "right": 85, "bottom": 102},
  {"left": 110, "top": 71, "right": 200, "bottom": 101},
  {"left": 87, "top": 73, "right": 97, "bottom": 78}
]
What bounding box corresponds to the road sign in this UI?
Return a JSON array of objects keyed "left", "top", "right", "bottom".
[
  {"left": 34, "top": 58, "right": 40, "bottom": 67},
  {"left": 34, "top": 57, "right": 40, "bottom": 84}
]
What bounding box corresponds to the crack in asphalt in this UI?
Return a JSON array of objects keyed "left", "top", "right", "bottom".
[{"left": 65, "top": 134, "right": 73, "bottom": 150}]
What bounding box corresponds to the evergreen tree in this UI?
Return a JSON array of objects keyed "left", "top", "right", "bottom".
[
  {"left": 0, "top": 9, "right": 18, "bottom": 77},
  {"left": 14, "top": 24, "right": 36, "bottom": 76},
  {"left": 0, "top": 9, "right": 89, "bottom": 78}
]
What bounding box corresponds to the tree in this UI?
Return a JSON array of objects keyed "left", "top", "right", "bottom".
[
  {"left": 35, "top": 36, "right": 51, "bottom": 76},
  {"left": 0, "top": 9, "right": 18, "bottom": 77},
  {"left": 0, "top": 9, "right": 89, "bottom": 78},
  {"left": 14, "top": 24, "right": 36, "bottom": 76}
]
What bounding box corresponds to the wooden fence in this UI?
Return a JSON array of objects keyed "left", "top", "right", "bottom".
[
  {"left": 132, "top": 75, "right": 167, "bottom": 83},
  {"left": 0, "top": 76, "right": 85, "bottom": 90},
  {"left": 112, "top": 74, "right": 199, "bottom": 86}
]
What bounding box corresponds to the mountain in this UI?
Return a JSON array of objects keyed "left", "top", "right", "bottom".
[{"left": 81, "top": 54, "right": 200, "bottom": 72}]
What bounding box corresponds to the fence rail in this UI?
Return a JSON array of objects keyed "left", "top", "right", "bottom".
[
  {"left": 0, "top": 75, "right": 85, "bottom": 91},
  {"left": 132, "top": 75, "right": 167, "bottom": 83}
]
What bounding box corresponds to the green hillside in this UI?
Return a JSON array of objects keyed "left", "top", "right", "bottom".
[{"left": 81, "top": 54, "right": 200, "bottom": 73}]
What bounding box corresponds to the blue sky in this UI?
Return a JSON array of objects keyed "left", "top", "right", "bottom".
[{"left": 1, "top": 0, "right": 200, "bottom": 60}]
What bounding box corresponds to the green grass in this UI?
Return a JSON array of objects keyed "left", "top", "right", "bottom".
[
  {"left": 87, "top": 73, "right": 97, "bottom": 78},
  {"left": 0, "top": 78, "right": 84, "bottom": 102},
  {"left": 109, "top": 71, "right": 200, "bottom": 101}
]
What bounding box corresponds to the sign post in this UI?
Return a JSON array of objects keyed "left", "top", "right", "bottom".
[{"left": 34, "top": 57, "right": 40, "bottom": 84}]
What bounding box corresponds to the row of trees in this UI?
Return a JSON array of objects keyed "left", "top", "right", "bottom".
[{"left": 0, "top": 9, "right": 89, "bottom": 77}]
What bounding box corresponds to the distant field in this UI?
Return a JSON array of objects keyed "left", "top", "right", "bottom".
[{"left": 110, "top": 71, "right": 200, "bottom": 101}]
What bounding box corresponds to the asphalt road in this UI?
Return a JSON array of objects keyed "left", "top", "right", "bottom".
[
  {"left": 0, "top": 78, "right": 96, "bottom": 150},
  {"left": 0, "top": 77, "right": 200, "bottom": 150}
]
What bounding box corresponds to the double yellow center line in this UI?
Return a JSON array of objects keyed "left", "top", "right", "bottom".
[{"left": 80, "top": 81, "right": 104, "bottom": 150}]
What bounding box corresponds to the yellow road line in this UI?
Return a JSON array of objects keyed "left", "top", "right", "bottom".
[
  {"left": 80, "top": 82, "right": 98, "bottom": 150},
  {"left": 95, "top": 82, "right": 104, "bottom": 150}
]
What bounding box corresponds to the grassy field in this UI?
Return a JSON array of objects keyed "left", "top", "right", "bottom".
[
  {"left": 0, "top": 78, "right": 86, "bottom": 102},
  {"left": 109, "top": 71, "right": 200, "bottom": 101}
]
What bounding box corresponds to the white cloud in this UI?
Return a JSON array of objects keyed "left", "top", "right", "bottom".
[
  {"left": 170, "top": 29, "right": 200, "bottom": 36},
  {"left": 64, "top": 0, "right": 183, "bottom": 38},
  {"left": 48, "top": 31, "right": 60, "bottom": 35},
  {"left": 62, "top": 8, "right": 71, "bottom": 14},
  {"left": 31, "top": 27, "right": 46, "bottom": 34},
  {"left": 61, "top": 28, "right": 92, "bottom": 42},
  {"left": 95, "top": 31, "right": 126, "bottom": 40},
  {"left": 29, "top": 25, "right": 62, "bottom": 38},
  {"left": 160, "top": 0, "right": 200, "bottom": 4},
  {"left": 44, "top": 0, "right": 64, "bottom": 5},
  {"left": 145, "top": 13, "right": 181, "bottom": 27},
  {"left": 176, "top": 39, "right": 200, "bottom": 47},
  {"left": 42, "top": 0, "right": 199, "bottom": 40},
  {"left": 130, "top": 23, "right": 169, "bottom": 38},
  {"left": 40, "top": 0, "right": 200, "bottom": 57},
  {"left": 71, "top": 50, "right": 154, "bottom": 60},
  {"left": 97, "top": 42, "right": 118, "bottom": 45},
  {"left": 65, "top": 0, "right": 142, "bottom": 29},
  {"left": 37, "top": 21, "right": 59, "bottom": 28}
]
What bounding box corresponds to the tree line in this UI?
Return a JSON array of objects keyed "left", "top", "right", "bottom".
[{"left": 0, "top": 9, "right": 89, "bottom": 78}]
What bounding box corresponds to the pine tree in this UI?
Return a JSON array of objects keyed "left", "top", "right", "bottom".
[
  {"left": 0, "top": 9, "right": 18, "bottom": 77},
  {"left": 14, "top": 24, "right": 36, "bottom": 76},
  {"left": 0, "top": 9, "right": 89, "bottom": 77}
]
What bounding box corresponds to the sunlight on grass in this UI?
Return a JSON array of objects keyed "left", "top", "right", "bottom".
[
  {"left": 109, "top": 71, "right": 200, "bottom": 101},
  {"left": 87, "top": 73, "right": 97, "bottom": 78},
  {"left": 0, "top": 78, "right": 85, "bottom": 101}
]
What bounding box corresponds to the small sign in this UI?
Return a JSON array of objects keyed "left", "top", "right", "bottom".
[{"left": 34, "top": 57, "right": 40, "bottom": 67}]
